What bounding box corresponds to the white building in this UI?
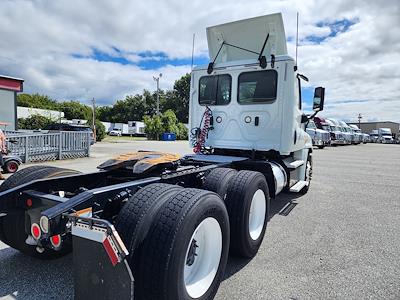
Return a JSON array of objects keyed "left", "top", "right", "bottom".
[{"left": 17, "top": 106, "right": 64, "bottom": 121}]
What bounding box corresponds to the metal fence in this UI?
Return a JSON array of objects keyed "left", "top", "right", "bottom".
[{"left": 6, "top": 131, "right": 91, "bottom": 163}]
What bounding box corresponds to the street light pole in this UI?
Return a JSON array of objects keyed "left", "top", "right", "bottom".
[
  {"left": 92, "top": 97, "right": 96, "bottom": 141},
  {"left": 153, "top": 73, "right": 162, "bottom": 115}
]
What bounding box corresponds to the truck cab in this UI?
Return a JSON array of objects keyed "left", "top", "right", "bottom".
[
  {"left": 370, "top": 130, "right": 379, "bottom": 142},
  {"left": 189, "top": 14, "right": 324, "bottom": 159},
  {"left": 338, "top": 120, "right": 355, "bottom": 144},
  {"left": 349, "top": 124, "right": 363, "bottom": 144},
  {"left": 306, "top": 120, "right": 330, "bottom": 148},
  {"left": 378, "top": 128, "right": 393, "bottom": 143},
  {"left": 327, "top": 118, "right": 349, "bottom": 145},
  {"left": 314, "top": 116, "right": 344, "bottom": 146}
]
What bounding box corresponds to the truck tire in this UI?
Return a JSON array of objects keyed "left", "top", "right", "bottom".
[
  {"left": 202, "top": 167, "right": 237, "bottom": 199},
  {"left": 135, "top": 188, "right": 230, "bottom": 300},
  {"left": 225, "top": 170, "right": 269, "bottom": 258},
  {"left": 300, "top": 153, "right": 313, "bottom": 194},
  {"left": 0, "top": 166, "right": 80, "bottom": 259},
  {"left": 3, "top": 160, "right": 20, "bottom": 173},
  {"left": 115, "top": 183, "right": 183, "bottom": 273}
]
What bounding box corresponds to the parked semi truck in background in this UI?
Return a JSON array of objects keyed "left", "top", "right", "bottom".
[
  {"left": 349, "top": 124, "right": 363, "bottom": 144},
  {"left": 314, "top": 117, "right": 345, "bottom": 146},
  {"left": 327, "top": 118, "right": 351, "bottom": 145},
  {"left": 0, "top": 14, "right": 325, "bottom": 299},
  {"left": 378, "top": 128, "right": 393, "bottom": 143},
  {"left": 306, "top": 120, "right": 330, "bottom": 148},
  {"left": 370, "top": 130, "right": 379, "bottom": 142}
]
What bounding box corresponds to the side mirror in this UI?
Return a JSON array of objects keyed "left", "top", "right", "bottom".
[
  {"left": 301, "top": 114, "right": 309, "bottom": 123},
  {"left": 313, "top": 87, "right": 325, "bottom": 112}
]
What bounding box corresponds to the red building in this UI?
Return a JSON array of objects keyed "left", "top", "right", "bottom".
[{"left": 0, "top": 75, "right": 24, "bottom": 130}]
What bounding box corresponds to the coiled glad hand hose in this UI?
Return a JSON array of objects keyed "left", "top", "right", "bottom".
[{"left": 193, "top": 107, "right": 212, "bottom": 154}]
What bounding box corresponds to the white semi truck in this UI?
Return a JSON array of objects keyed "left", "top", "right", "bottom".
[
  {"left": 378, "top": 128, "right": 393, "bottom": 143},
  {"left": 0, "top": 14, "right": 325, "bottom": 300},
  {"left": 349, "top": 124, "right": 363, "bottom": 144}
]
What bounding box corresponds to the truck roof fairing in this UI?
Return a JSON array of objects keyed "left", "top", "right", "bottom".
[{"left": 206, "top": 13, "right": 287, "bottom": 64}]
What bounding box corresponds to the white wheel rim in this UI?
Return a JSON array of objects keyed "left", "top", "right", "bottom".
[
  {"left": 248, "top": 189, "right": 266, "bottom": 241},
  {"left": 184, "top": 217, "right": 222, "bottom": 299}
]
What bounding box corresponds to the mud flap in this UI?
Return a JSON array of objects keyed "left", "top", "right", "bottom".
[{"left": 68, "top": 215, "right": 134, "bottom": 300}]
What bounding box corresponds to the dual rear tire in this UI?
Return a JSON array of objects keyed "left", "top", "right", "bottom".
[
  {"left": 203, "top": 168, "right": 270, "bottom": 258},
  {"left": 116, "top": 184, "right": 230, "bottom": 300},
  {"left": 116, "top": 169, "right": 270, "bottom": 299}
]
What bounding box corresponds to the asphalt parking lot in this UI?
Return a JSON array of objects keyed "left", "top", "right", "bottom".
[{"left": 1, "top": 142, "right": 399, "bottom": 299}]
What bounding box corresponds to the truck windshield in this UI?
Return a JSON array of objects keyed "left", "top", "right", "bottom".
[
  {"left": 307, "top": 121, "right": 316, "bottom": 129},
  {"left": 199, "top": 74, "right": 231, "bottom": 105},
  {"left": 238, "top": 70, "right": 277, "bottom": 104}
]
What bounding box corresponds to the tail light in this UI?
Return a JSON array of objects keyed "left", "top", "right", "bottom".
[
  {"left": 26, "top": 198, "right": 33, "bottom": 208},
  {"left": 31, "top": 223, "right": 41, "bottom": 239},
  {"left": 50, "top": 235, "right": 62, "bottom": 248}
]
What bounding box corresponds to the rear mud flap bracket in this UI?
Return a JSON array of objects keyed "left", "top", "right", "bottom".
[{"left": 69, "top": 215, "right": 134, "bottom": 300}]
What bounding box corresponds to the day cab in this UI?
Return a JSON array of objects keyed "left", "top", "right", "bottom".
[{"left": 189, "top": 13, "right": 325, "bottom": 187}]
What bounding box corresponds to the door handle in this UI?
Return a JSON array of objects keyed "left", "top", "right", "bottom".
[{"left": 254, "top": 116, "right": 259, "bottom": 126}]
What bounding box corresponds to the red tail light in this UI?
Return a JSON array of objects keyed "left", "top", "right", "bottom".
[
  {"left": 50, "top": 235, "right": 62, "bottom": 248},
  {"left": 31, "top": 223, "right": 41, "bottom": 239},
  {"left": 26, "top": 198, "right": 33, "bottom": 207}
]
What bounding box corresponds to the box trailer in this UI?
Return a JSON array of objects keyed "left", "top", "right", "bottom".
[
  {"left": 0, "top": 13, "right": 325, "bottom": 300},
  {"left": 128, "top": 121, "right": 145, "bottom": 136}
]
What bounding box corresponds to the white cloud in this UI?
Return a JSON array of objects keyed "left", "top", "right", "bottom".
[{"left": 0, "top": 0, "right": 399, "bottom": 122}]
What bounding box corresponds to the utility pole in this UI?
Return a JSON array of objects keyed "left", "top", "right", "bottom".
[
  {"left": 92, "top": 97, "right": 96, "bottom": 141},
  {"left": 358, "top": 113, "right": 362, "bottom": 130},
  {"left": 153, "top": 73, "right": 162, "bottom": 115}
]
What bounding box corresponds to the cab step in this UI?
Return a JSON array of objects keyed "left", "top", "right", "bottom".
[
  {"left": 289, "top": 180, "right": 308, "bottom": 192},
  {"left": 286, "top": 160, "right": 304, "bottom": 169}
]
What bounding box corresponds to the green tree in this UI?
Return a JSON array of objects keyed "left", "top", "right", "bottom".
[
  {"left": 162, "top": 74, "right": 191, "bottom": 123},
  {"left": 96, "top": 105, "right": 113, "bottom": 122},
  {"left": 176, "top": 123, "right": 188, "bottom": 140},
  {"left": 94, "top": 119, "right": 106, "bottom": 141},
  {"left": 144, "top": 110, "right": 187, "bottom": 140},
  {"left": 17, "top": 93, "right": 59, "bottom": 110},
  {"left": 161, "top": 109, "right": 178, "bottom": 133},
  {"left": 17, "top": 115, "right": 55, "bottom": 130},
  {"left": 143, "top": 114, "right": 163, "bottom": 140},
  {"left": 60, "top": 101, "right": 92, "bottom": 120}
]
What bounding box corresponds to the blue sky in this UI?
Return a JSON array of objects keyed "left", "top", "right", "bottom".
[
  {"left": 73, "top": 48, "right": 209, "bottom": 70},
  {"left": 68, "top": 17, "right": 353, "bottom": 110}
]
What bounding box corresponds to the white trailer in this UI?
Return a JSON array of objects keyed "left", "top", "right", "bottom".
[
  {"left": 111, "top": 123, "right": 129, "bottom": 135},
  {"left": 128, "top": 121, "right": 145, "bottom": 136}
]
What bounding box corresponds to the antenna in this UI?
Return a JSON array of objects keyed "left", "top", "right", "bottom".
[
  {"left": 295, "top": 12, "right": 299, "bottom": 70},
  {"left": 191, "top": 33, "right": 195, "bottom": 71}
]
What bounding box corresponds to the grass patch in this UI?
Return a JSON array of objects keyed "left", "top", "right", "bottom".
[{"left": 103, "top": 135, "right": 148, "bottom": 142}]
